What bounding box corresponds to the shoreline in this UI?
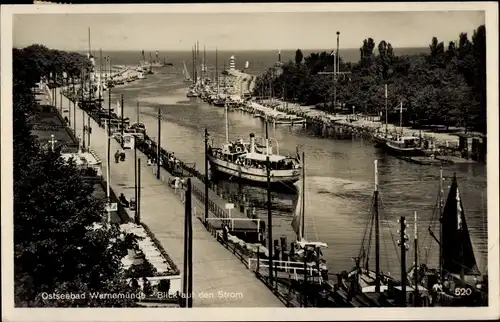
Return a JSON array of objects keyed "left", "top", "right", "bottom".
[{"left": 216, "top": 70, "right": 485, "bottom": 165}]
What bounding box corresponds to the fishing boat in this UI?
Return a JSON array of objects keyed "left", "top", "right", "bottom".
[
  {"left": 137, "top": 72, "right": 146, "bottom": 80},
  {"left": 207, "top": 105, "right": 301, "bottom": 185},
  {"left": 385, "top": 136, "right": 422, "bottom": 156},
  {"left": 288, "top": 152, "right": 329, "bottom": 275},
  {"left": 337, "top": 160, "right": 401, "bottom": 306},
  {"left": 384, "top": 102, "right": 422, "bottom": 156},
  {"left": 419, "top": 171, "right": 488, "bottom": 306},
  {"left": 373, "top": 131, "right": 393, "bottom": 148}
]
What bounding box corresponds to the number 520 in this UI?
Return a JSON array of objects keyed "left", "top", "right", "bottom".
[{"left": 454, "top": 288, "right": 473, "bottom": 296}]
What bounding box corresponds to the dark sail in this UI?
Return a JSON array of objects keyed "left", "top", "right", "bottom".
[{"left": 441, "top": 174, "right": 480, "bottom": 276}]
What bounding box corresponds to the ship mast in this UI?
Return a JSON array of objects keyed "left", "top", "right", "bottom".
[
  {"left": 439, "top": 167, "right": 444, "bottom": 280},
  {"left": 384, "top": 84, "right": 388, "bottom": 136},
  {"left": 225, "top": 102, "right": 229, "bottom": 143},
  {"left": 88, "top": 27, "right": 93, "bottom": 102},
  {"left": 216, "top": 48, "right": 219, "bottom": 96},
  {"left": 374, "top": 159, "right": 380, "bottom": 293},
  {"left": 399, "top": 101, "right": 403, "bottom": 136},
  {"left": 300, "top": 152, "right": 305, "bottom": 240},
  {"left": 203, "top": 45, "right": 206, "bottom": 84},
  {"left": 414, "top": 210, "right": 419, "bottom": 306}
]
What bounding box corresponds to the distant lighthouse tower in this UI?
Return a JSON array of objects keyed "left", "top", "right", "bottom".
[{"left": 229, "top": 55, "right": 236, "bottom": 71}]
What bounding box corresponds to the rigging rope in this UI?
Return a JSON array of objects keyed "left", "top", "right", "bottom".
[
  {"left": 377, "top": 194, "right": 401, "bottom": 265},
  {"left": 358, "top": 193, "right": 375, "bottom": 260}
]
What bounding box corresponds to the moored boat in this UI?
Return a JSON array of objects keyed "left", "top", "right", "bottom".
[
  {"left": 385, "top": 136, "right": 422, "bottom": 156},
  {"left": 208, "top": 133, "right": 301, "bottom": 184},
  {"left": 373, "top": 131, "right": 393, "bottom": 148},
  {"left": 416, "top": 170, "right": 488, "bottom": 306},
  {"left": 207, "top": 104, "right": 300, "bottom": 185},
  {"left": 335, "top": 160, "right": 403, "bottom": 306}
]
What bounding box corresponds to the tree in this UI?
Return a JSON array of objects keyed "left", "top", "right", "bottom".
[
  {"left": 254, "top": 24, "right": 486, "bottom": 130},
  {"left": 158, "top": 279, "right": 171, "bottom": 294},
  {"left": 359, "top": 38, "right": 376, "bottom": 67},
  {"left": 471, "top": 25, "right": 486, "bottom": 133},
  {"left": 295, "top": 49, "right": 304, "bottom": 65}
]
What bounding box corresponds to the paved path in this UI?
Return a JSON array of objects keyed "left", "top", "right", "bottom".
[{"left": 51, "top": 87, "right": 283, "bottom": 307}]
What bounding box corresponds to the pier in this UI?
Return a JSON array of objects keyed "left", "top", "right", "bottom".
[{"left": 56, "top": 87, "right": 284, "bottom": 307}]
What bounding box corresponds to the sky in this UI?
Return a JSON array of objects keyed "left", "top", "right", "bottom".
[{"left": 13, "top": 11, "right": 485, "bottom": 51}]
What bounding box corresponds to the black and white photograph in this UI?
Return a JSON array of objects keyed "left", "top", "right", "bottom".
[{"left": 1, "top": 2, "right": 498, "bottom": 321}]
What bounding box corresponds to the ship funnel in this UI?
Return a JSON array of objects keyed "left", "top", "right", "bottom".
[{"left": 249, "top": 133, "right": 255, "bottom": 153}]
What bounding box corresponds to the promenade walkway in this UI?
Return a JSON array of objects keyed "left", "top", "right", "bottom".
[{"left": 53, "top": 87, "right": 283, "bottom": 307}]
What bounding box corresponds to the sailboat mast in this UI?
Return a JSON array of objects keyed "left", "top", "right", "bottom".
[
  {"left": 301, "top": 152, "right": 305, "bottom": 240},
  {"left": 265, "top": 118, "right": 269, "bottom": 155},
  {"left": 225, "top": 103, "right": 229, "bottom": 143},
  {"left": 265, "top": 130, "right": 274, "bottom": 287},
  {"left": 87, "top": 27, "right": 92, "bottom": 101},
  {"left": 203, "top": 46, "right": 206, "bottom": 82},
  {"left": 99, "top": 48, "right": 103, "bottom": 101},
  {"left": 192, "top": 46, "right": 195, "bottom": 85},
  {"left": 196, "top": 40, "right": 203, "bottom": 77},
  {"left": 374, "top": 159, "right": 381, "bottom": 293},
  {"left": 223, "top": 61, "right": 226, "bottom": 94},
  {"left": 88, "top": 27, "right": 91, "bottom": 58},
  {"left": 216, "top": 48, "right": 219, "bottom": 90},
  {"left": 399, "top": 101, "right": 403, "bottom": 136},
  {"left": 414, "top": 210, "right": 419, "bottom": 306},
  {"left": 439, "top": 167, "right": 444, "bottom": 280},
  {"left": 384, "top": 84, "right": 388, "bottom": 136}
]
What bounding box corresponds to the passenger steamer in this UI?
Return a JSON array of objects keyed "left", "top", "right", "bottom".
[{"left": 207, "top": 133, "right": 301, "bottom": 184}]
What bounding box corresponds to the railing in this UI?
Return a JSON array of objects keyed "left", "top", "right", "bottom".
[
  {"left": 248, "top": 258, "right": 323, "bottom": 283},
  {"left": 206, "top": 217, "right": 261, "bottom": 231},
  {"left": 191, "top": 184, "right": 229, "bottom": 220}
]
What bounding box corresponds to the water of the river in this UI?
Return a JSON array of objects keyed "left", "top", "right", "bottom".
[{"left": 103, "top": 66, "right": 487, "bottom": 280}]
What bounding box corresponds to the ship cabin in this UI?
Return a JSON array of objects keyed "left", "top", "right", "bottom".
[
  {"left": 387, "top": 136, "right": 420, "bottom": 149},
  {"left": 237, "top": 152, "right": 300, "bottom": 170},
  {"left": 210, "top": 139, "right": 249, "bottom": 163}
]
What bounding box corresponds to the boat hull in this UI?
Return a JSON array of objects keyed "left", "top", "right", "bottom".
[
  {"left": 384, "top": 143, "right": 423, "bottom": 156},
  {"left": 372, "top": 136, "right": 387, "bottom": 148},
  {"left": 208, "top": 155, "right": 300, "bottom": 184}
]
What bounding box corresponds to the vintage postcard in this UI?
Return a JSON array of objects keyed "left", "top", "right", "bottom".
[{"left": 1, "top": 2, "right": 498, "bottom": 321}]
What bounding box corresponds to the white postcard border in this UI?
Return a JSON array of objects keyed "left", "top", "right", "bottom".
[{"left": 1, "top": 2, "right": 498, "bottom": 321}]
